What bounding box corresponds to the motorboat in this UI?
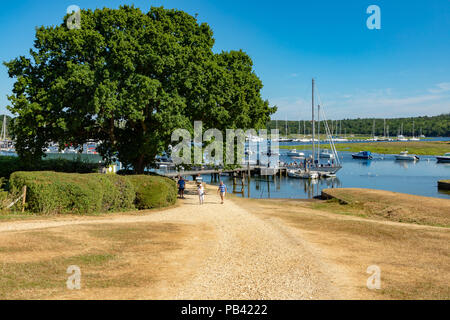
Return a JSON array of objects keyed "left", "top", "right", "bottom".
[
  {"left": 261, "top": 151, "right": 280, "bottom": 157},
  {"left": 352, "top": 151, "right": 373, "bottom": 160},
  {"left": 436, "top": 153, "right": 450, "bottom": 163},
  {"left": 277, "top": 138, "right": 293, "bottom": 143},
  {"left": 288, "top": 169, "right": 319, "bottom": 180},
  {"left": 319, "top": 149, "right": 335, "bottom": 159},
  {"left": 395, "top": 151, "right": 419, "bottom": 161},
  {"left": 397, "top": 135, "right": 408, "bottom": 142},
  {"left": 287, "top": 149, "right": 305, "bottom": 157}
]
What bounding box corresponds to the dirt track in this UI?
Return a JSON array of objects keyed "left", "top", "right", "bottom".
[
  {"left": 0, "top": 183, "right": 448, "bottom": 299},
  {"left": 0, "top": 183, "right": 353, "bottom": 299}
]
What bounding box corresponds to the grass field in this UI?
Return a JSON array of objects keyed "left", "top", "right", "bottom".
[
  {"left": 239, "top": 195, "right": 450, "bottom": 300},
  {"left": 280, "top": 140, "right": 450, "bottom": 156}
]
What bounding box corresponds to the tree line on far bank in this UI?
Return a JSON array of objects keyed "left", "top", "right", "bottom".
[{"left": 267, "top": 114, "right": 450, "bottom": 137}]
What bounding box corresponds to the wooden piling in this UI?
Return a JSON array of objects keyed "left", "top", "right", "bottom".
[{"left": 22, "top": 186, "right": 27, "bottom": 213}]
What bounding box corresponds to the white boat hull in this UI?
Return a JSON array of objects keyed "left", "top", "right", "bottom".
[
  {"left": 320, "top": 154, "right": 335, "bottom": 159},
  {"left": 288, "top": 170, "right": 319, "bottom": 179},
  {"left": 287, "top": 152, "right": 305, "bottom": 157},
  {"left": 395, "top": 155, "right": 419, "bottom": 161}
]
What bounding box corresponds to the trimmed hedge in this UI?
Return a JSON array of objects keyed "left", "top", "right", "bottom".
[
  {"left": 0, "top": 156, "right": 99, "bottom": 179},
  {"left": 8, "top": 172, "right": 177, "bottom": 214},
  {"left": 0, "top": 177, "right": 7, "bottom": 210},
  {"left": 9, "top": 172, "right": 135, "bottom": 214},
  {"left": 0, "top": 191, "right": 7, "bottom": 210},
  {"left": 127, "top": 175, "right": 177, "bottom": 210}
]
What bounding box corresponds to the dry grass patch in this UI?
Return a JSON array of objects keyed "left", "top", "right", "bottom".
[
  {"left": 321, "top": 188, "right": 450, "bottom": 227},
  {"left": 0, "top": 221, "right": 214, "bottom": 300},
  {"left": 237, "top": 197, "right": 450, "bottom": 300}
]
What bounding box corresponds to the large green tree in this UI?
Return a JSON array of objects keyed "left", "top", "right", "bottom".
[{"left": 5, "top": 6, "right": 275, "bottom": 172}]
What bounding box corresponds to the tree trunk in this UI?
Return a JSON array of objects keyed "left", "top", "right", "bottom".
[{"left": 134, "top": 155, "right": 146, "bottom": 174}]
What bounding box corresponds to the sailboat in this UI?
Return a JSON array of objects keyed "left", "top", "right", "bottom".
[
  {"left": 397, "top": 123, "right": 408, "bottom": 141},
  {"left": 0, "top": 115, "right": 14, "bottom": 152},
  {"left": 289, "top": 79, "right": 342, "bottom": 179},
  {"left": 410, "top": 120, "right": 420, "bottom": 141}
]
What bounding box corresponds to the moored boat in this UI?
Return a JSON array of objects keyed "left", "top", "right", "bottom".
[
  {"left": 287, "top": 149, "right": 305, "bottom": 157},
  {"left": 436, "top": 153, "right": 450, "bottom": 163},
  {"left": 395, "top": 151, "right": 419, "bottom": 161},
  {"left": 288, "top": 169, "right": 319, "bottom": 180},
  {"left": 352, "top": 151, "right": 373, "bottom": 160},
  {"left": 319, "top": 149, "right": 335, "bottom": 159}
]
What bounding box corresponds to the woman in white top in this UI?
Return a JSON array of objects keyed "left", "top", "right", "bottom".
[{"left": 198, "top": 183, "right": 205, "bottom": 205}]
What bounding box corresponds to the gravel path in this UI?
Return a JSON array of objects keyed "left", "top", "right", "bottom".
[
  {"left": 0, "top": 184, "right": 342, "bottom": 300},
  {"left": 174, "top": 195, "right": 341, "bottom": 299}
]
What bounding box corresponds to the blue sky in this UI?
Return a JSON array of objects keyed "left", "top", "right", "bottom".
[{"left": 0, "top": 0, "right": 449, "bottom": 120}]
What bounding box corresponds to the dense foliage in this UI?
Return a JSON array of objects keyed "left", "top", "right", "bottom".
[
  {"left": 268, "top": 114, "right": 450, "bottom": 137},
  {"left": 0, "top": 156, "right": 99, "bottom": 180},
  {"left": 9, "top": 171, "right": 177, "bottom": 214},
  {"left": 0, "top": 177, "right": 7, "bottom": 210},
  {"left": 5, "top": 6, "right": 275, "bottom": 173},
  {"left": 127, "top": 175, "right": 177, "bottom": 209}
]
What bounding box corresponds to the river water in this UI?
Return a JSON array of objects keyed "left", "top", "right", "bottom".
[
  {"left": 2, "top": 140, "right": 449, "bottom": 200},
  {"left": 199, "top": 150, "right": 450, "bottom": 200}
]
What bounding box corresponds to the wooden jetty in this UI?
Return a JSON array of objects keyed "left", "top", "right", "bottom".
[{"left": 163, "top": 165, "right": 289, "bottom": 179}]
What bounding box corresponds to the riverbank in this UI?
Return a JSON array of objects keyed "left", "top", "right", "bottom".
[
  {"left": 0, "top": 183, "right": 448, "bottom": 300},
  {"left": 280, "top": 141, "right": 450, "bottom": 156},
  {"left": 321, "top": 188, "right": 450, "bottom": 227}
]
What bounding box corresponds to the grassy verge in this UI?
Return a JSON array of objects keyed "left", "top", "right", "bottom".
[
  {"left": 280, "top": 141, "right": 450, "bottom": 156},
  {"left": 0, "top": 221, "right": 210, "bottom": 299},
  {"left": 237, "top": 197, "right": 450, "bottom": 300},
  {"left": 320, "top": 188, "right": 450, "bottom": 227}
]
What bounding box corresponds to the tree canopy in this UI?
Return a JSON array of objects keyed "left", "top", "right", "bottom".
[{"left": 5, "top": 6, "right": 275, "bottom": 172}]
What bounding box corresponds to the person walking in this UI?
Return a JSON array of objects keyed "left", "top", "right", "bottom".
[
  {"left": 217, "top": 181, "right": 227, "bottom": 204},
  {"left": 198, "top": 183, "right": 205, "bottom": 205},
  {"left": 177, "top": 176, "right": 186, "bottom": 199}
]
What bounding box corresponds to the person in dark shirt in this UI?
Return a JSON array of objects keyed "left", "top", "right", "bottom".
[{"left": 177, "top": 176, "right": 186, "bottom": 199}]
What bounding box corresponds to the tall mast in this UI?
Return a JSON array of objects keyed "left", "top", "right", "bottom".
[
  {"left": 372, "top": 119, "right": 376, "bottom": 139},
  {"left": 317, "top": 105, "right": 321, "bottom": 162},
  {"left": 312, "top": 78, "right": 315, "bottom": 165},
  {"left": 1, "top": 115, "right": 6, "bottom": 141},
  {"left": 285, "top": 115, "right": 288, "bottom": 138}
]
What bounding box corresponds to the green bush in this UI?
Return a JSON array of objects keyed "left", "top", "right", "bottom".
[
  {"left": 93, "top": 174, "right": 136, "bottom": 212},
  {"left": 0, "top": 190, "right": 8, "bottom": 210},
  {"left": 9, "top": 172, "right": 135, "bottom": 214},
  {"left": 0, "top": 177, "right": 7, "bottom": 210},
  {"left": 127, "top": 175, "right": 177, "bottom": 210}
]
